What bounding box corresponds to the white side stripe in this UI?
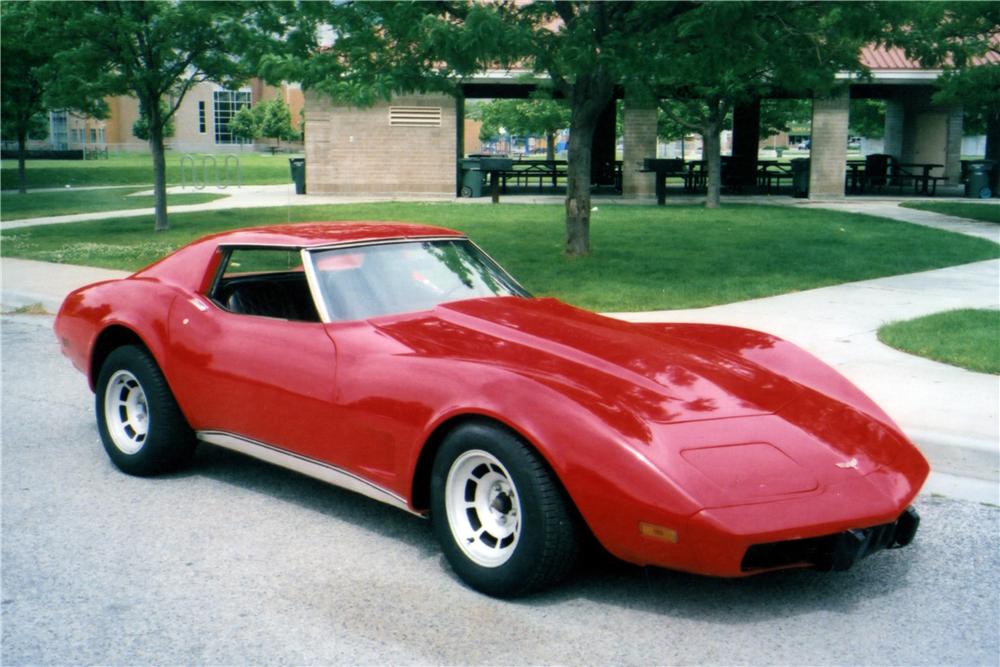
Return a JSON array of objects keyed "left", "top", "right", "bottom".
[{"left": 197, "top": 430, "right": 421, "bottom": 516}]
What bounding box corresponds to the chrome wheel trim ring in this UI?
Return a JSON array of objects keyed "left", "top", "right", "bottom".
[
  {"left": 104, "top": 370, "right": 149, "bottom": 455},
  {"left": 444, "top": 449, "right": 522, "bottom": 568}
]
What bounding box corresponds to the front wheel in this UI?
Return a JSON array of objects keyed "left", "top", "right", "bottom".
[
  {"left": 95, "top": 345, "right": 196, "bottom": 476},
  {"left": 430, "top": 422, "right": 579, "bottom": 597}
]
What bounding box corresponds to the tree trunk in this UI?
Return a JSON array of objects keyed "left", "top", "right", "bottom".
[
  {"left": 149, "top": 118, "right": 170, "bottom": 232},
  {"left": 564, "top": 75, "right": 614, "bottom": 257},
  {"left": 703, "top": 118, "right": 722, "bottom": 209},
  {"left": 546, "top": 131, "right": 556, "bottom": 162},
  {"left": 16, "top": 127, "right": 28, "bottom": 194},
  {"left": 565, "top": 112, "right": 599, "bottom": 256}
]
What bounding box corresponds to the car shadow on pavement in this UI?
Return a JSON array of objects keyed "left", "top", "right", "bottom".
[
  {"left": 525, "top": 537, "right": 918, "bottom": 620},
  {"left": 180, "top": 442, "right": 441, "bottom": 557}
]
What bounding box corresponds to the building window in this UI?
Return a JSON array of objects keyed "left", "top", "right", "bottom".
[
  {"left": 198, "top": 101, "right": 206, "bottom": 134},
  {"left": 213, "top": 90, "right": 251, "bottom": 144},
  {"left": 50, "top": 112, "right": 69, "bottom": 149},
  {"left": 90, "top": 128, "right": 97, "bottom": 144}
]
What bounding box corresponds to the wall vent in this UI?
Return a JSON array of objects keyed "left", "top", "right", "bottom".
[{"left": 389, "top": 106, "right": 442, "bottom": 127}]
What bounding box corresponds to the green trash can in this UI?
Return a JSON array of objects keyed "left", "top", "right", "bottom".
[
  {"left": 459, "top": 158, "right": 483, "bottom": 197},
  {"left": 790, "top": 158, "right": 810, "bottom": 198},
  {"left": 289, "top": 158, "right": 306, "bottom": 195},
  {"left": 965, "top": 160, "right": 995, "bottom": 199}
]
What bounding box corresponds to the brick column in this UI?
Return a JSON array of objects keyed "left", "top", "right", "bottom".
[
  {"left": 622, "top": 100, "right": 657, "bottom": 197},
  {"left": 883, "top": 99, "right": 905, "bottom": 158},
  {"left": 809, "top": 90, "right": 849, "bottom": 199}
]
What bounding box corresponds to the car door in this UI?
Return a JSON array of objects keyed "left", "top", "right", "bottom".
[{"left": 166, "top": 246, "right": 346, "bottom": 468}]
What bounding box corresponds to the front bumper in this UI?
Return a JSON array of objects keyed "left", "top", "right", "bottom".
[{"left": 741, "top": 506, "right": 920, "bottom": 573}]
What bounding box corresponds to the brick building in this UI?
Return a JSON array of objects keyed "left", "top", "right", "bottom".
[{"left": 20, "top": 80, "right": 303, "bottom": 154}]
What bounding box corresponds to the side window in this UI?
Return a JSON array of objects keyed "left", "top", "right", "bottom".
[
  {"left": 223, "top": 248, "right": 300, "bottom": 277},
  {"left": 210, "top": 247, "right": 320, "bottom": 322}
]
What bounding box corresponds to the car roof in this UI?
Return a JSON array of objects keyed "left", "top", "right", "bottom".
[{"left": 203, "top": 222, "right": 465, "bottom": 248}]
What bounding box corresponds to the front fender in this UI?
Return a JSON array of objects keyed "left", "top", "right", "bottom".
[{"left": 407, "top": 361, "right": 703, "bottom": 565}]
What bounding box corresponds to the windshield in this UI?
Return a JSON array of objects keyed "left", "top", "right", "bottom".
[{"left": 309, "top": 239, "right": 529, "bottom": 321}]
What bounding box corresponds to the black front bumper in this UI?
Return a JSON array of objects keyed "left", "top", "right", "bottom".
[{"left": 741, "top": 506, "right": 921, "bottom": 573}]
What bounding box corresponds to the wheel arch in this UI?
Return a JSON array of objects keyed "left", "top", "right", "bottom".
[
  {"left": 409, "top": 413, "right": 572, "bottom": 515},
  {"left": 89, "top": 325, "right": 153, "bottom": 390}
]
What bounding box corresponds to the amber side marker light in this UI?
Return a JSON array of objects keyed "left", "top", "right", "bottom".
[{"left": 639, "top": 522, "right": 678, "bottom": 544}]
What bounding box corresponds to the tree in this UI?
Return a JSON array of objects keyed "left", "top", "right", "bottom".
[
  {"left": 228, "top": 98, "right": 298, "bottom": 149},
  {"left": 511, "top": 2, "right": 696, "bottom": 255},
  {"left": 132, "top": 101, "right": 176, "bottom": 141},
  {"left": 0, "top": 1, "right": 103, "bottom": 193},
  {"left": 886, "top": 2, "right": 1000, "bottom": 162},
  {"left": 263, "top": 1, "right": 695, "bottom": 256},
  {"left": 474, "top": 98, "right": 570, "bottom": 160},
  {"left": 259, "top": 98, "right": 299, "bottom": 148},
  {"left": 759, "top": 99, "right": 811, "bottom": 141},
  {"left": 635, "top": 2, "right": 887, "bottom": 208},
  {"left": 229, "top": 105, "right": 262, "bottom": 144},
  {"left": 49, "top": 1, "right": 260, "bottom": 231},
  {"left": 849, "top": 100, "right": 886, "bottom": 139}
]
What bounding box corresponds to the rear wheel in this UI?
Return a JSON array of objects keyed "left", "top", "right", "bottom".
[
  {"left": 95, "top": 345, "right": 196, "bottom": 476},
  {"left": 430, "top": 422, "right": 579, "bottom": 597}
]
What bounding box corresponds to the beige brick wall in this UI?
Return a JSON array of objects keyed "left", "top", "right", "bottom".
[
  {"left": 305, "top": 92, "right": 458, "bottom": 195},
  {"left": 622, "top": 102, "right": 657, "bottom": 197},
  {"left": 809, "top": 90, "right": 849, "bottom": 199}
]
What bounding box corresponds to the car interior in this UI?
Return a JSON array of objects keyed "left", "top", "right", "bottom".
[{"left": 215, "top": 272, "right": 321, "bottom": 322}]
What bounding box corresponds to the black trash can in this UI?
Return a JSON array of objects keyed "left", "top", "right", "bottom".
[
  {"left": 289, "top": 158, "right": 306, "bottom": 195},
  {"left": 459, "top": 158, "right": 483, "bottom": 197},
  {"left": 965, "top": 160, "right": 996, "bottom": 199},
  {"left": 790, "top": 158, "right": 810, "bottom": 198}
]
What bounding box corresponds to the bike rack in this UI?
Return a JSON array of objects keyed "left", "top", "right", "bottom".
[{"left": 180, "top": 153, "right": 242, "bottom": 190}]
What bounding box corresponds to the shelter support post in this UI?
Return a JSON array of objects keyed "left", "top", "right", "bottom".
[
  {"left": 809, "top": 89, "right": 850, "bottom": 199},
  {"left": 622, "top": 96, "right": 658, "bottom": 197}
]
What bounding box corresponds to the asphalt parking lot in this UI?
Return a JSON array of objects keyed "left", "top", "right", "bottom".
[{"left": 3, "top": 313, "right": 998, "bottom": 665}]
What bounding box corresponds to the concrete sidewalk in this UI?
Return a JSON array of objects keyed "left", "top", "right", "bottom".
[
  {"left": 1, "top": 195, "right": 997, "bottom": 503},
  {"left": 0, "top": 184, "right": 453, "bottom": 229}
]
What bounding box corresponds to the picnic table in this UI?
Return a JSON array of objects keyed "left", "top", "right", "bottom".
[
  {"left": 499, "top": 158, "right": 623, "bottom": 195},
  {"left": 501, "top": 159, "right": 567, "bottom": 192},
  {"left": 757, "top": 160, "right": 793, "bottom": 193},
  {"left": 640, "top": 158, "right": 695, "bottom": 204},
  {"left": 897, "top": 163, "right": 945, "bottom": 195},
  {"left": 846, "top": 159, "right": 866, "bottom": 194}
]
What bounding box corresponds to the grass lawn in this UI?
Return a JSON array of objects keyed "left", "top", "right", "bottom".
[
  {"left": 1, "top": 187, "right": 224, "bottom": 221},
  {"left": 878, "top": 309, "right": 1000, "bottom": 374},
  {"left": 900, "top": 201, "right": 1000, "bottom": 224},
  {"left": 0, "top": 151, "right": 298, "bottom": 191},
  {"left": 2, "top": 202, "right": 998, "bottom": 311}
]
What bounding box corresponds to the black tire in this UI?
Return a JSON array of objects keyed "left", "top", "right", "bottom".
[
  {"left": 95, "top": 345, "right": 196, "bottom": 476},
  {"left": 430, "top": 422, "right": 579, "bottom": 597},
  {"left": 460, "top": 185, "right": 473, "bottom": 197}
]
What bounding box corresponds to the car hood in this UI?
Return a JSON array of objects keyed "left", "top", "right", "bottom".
[{"left": 372, "top": 297, "right": 804, "bottom": 424}]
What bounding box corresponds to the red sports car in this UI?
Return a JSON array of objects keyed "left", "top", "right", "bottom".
[{"left": 55, "top": 222, "right": 928, "bottom": 597}]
